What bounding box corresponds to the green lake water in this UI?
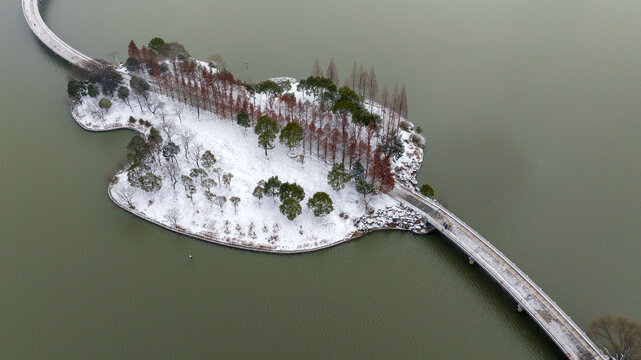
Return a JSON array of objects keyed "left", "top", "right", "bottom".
[{"left": 1, "top": 0, "right": 640, "bottom": 358}]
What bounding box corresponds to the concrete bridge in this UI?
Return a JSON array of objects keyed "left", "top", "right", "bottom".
[
  {"left": 22, "top": 1, "right": 608, "bottom": 358},
  {"left": 392, "top": 185, "right": 608, "bottom": 359},
  {"left": 22, "top": 0, "right": 96, "bottom": 68}
]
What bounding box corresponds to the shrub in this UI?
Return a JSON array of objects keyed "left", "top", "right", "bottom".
[
  {"left": 128, "top": 116, "right": 137, "bottom": 124},
  {"left": 87, "top": 83, "right": 99, "bottom": 98},
  {"left": 98, "top": 98, "right": 112, "bottom": 110},
  {"left": 411, "top": 133, "right": 424, "bottom": 147},
  {"left": 420, "top": 184, "right": 435, "bottom": 198},
  {"left": 399, "top": 120, "right": 412, "bottom": 132}
]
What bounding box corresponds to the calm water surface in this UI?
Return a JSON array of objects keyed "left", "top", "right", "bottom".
[{"left": 1, "top": 0, "right": 640, "bottom": 358}]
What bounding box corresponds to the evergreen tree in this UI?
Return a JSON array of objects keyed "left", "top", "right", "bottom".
[
  {"left": 254, "top": 115, "right": 279, "bottom": 135},
  {"left": 87, "top": 83, "right": 99, "bottom": 98},
  {"left": 279, "top": 122, "right": 304, "bottom": 150},
  {"left": 162, "top": 142, "right": 180, "bottom": 162},
  {"left": 98, "top": 98, "right": 112, "bottom": 111},
  {"left": 379, "top": 132, "right": 404, "bottom": 160},
  {"left": 189, "top": 168, "right": 208, "bottom": 183},
  {"left": 128, "top": 164, "right": 162, "bottom": 192},
  {"left": 201, "top": 150, "right": 217, "bottom": 169},
  {"left": 67, "top": 80, "right": 86, "bottom": 100},
  {"left": 327, "top": 163, "right": 352, "bottom": 191},
  {"left": 263, "top": 176, "right": 281, "bottom": 199},
  {"left": 148, "top": 37, "right": 166, "bottom": 54},
  {"left": 280, "top": 198, "right": 302, "bottom": 221},
  {"left": 252, "top": 180, "right": 265, "bottom": 204},
  {"left": 307, "top": 192, "right": 334, "bottom": 217},
  {"left": 236, "top": 111, "right": 250, "bottom": 133},
  {"left": 117, "top": 86, "right": 131, "bottom": 108},
  {"left": 351, "top": 159, "right": 365, "bottom": 181},
  {"left": 147, "top": 127, "right": 163, "bottom": 156},
  {"left": 255, "top": 115, "right": 279, "bottom": 156},
  {"left": 258, "top": 131, "right": 276, "bottom": 156},
  {"left": 278, "top": 182, "right": 305, "bottom": 202},
  {"left": 181, "top": 175, "right": 196, "bottom": 200},
  {"left": 126, "top": 135, "right": 150, "bottom": 164},
  {"left": 356, "top": 178, "right": 376, "bottom": 210}
]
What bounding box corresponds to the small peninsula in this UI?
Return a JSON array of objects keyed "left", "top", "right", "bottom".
[{"left": 68, "top": 38, "right": 432, "bottom": 253}]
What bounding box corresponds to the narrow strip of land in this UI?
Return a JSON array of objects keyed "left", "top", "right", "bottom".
[{"left": 391, "top": 185, "right": 607, "bottom": 360}]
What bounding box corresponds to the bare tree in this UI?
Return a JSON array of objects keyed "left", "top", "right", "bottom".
[
  {"left": 391, "top": 83, "right": 399, "bottom": 132},
  {"left": 113, "top": 187, "right": 136, "bottom": 208},
  {"left": 190, "top": 142, "right": 203, "bottom": 168},
  {"left": 368, "top": 66, "right": 378, "bottom": 110},
  {"left": 163, "top": 160, "right": 180, "bottom": 190},
  {"left": 399, "top": 83, "right": 408, "bottom": 120},
  {"left": 311, "top": 57, "right": 323, "bottom": 77},
  {"left": 589, "top": 316, "right": 641, "bottom": 360},
  {"left": 180, "top": 130, "right": 195, "bottom": 160},
  {"left": 147, "top": 100, "right": 164, "bottom": 116},
  {"left": 346, "top": 62, "right": 358, "bottom": 89},
  {"left": 326, "top": 57, "right": 340, "bottom": 87},
  {"left": 174, "top": 103, "right": 184, "bottom": 124},
  {"left": 159, "top": 116, "right": 177, "bottom": 142},
  {"left": 90, "top": 105, "right": 106, "bottom": 122},
  {"left": 164, "top": 208, "right": 181, "bottom": 228},
  {"left": 380, "top": 85, "right": 389, "bottom": 135},
  {"left": 357, "top": 64, "right": 368, "bottom": 98},
  {"left": 208, "top": 54, "right": 226, "bottom": 70}
]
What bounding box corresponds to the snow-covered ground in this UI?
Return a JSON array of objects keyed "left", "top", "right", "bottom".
[{"left": 71, "top": 66, "right": 430, "bottom": 252}]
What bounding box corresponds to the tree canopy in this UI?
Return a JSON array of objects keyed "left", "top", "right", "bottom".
[
  {"left": 279, "top": 198, "right": 302, "bottom": 221},
  {"left": 279, "top": 182, "right": 305, "bottom": 203},
  {"left": 148, "top": 37, "right": 166, "bottom": 54},
  {"left": 130, "top": 76, "right": 150, "bottom": 95},
  {"left": 307, "top": 192, "right": 334, "bottom": 217},
  {"left": 236, "top": 111, "right": 250, "bottom": 131},
  {"left": 327, "top": 163, "right": 351, "bottom": 191},
  {"left": 279, "top": 122, "right": 304, "bottom": 150},
  {"left": 264, "top": 176, "right": 281, "bottom": 198},
  {"left": 67, "top": 80, "right": 86, "bottom": 100},
  {"left": 254, "top": 115, "right": 279, "bottom": 136},
  {"left": 420, "top": 184, "right": 435, "bottom": 198}
]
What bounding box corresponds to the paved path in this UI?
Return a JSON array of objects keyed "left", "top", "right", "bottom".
[
  {"left": 22, "top": 0, "right": 96, "bottom": 68},
  {"left": 391, "top": 185, "right": 608, "bottom": 360}
]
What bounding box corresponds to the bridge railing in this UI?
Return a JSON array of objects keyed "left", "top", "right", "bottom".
[{"left": 398, "top": 185, "right": 606, "bottom": 359}]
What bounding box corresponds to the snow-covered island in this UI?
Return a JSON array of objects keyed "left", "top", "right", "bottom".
[{"left": 68, "top": 39, "right": 434, "bottom": 253}]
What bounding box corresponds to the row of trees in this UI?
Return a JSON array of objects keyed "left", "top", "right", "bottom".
[
  {"left": 123, "top": 39, "right": 411, "bottom": 193},
  {"left": 310, "top": 58, "right": 409, "bottom": 140},
  {"left": 252, "top": 176, "right": 334, "bottom": 221}
]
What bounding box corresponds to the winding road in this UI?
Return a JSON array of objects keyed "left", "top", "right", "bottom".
[{"left": 22, "top": 0, "right": 609, "bottom": 358}]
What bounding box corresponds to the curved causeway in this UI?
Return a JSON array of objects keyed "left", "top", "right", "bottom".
[
  {"left": 22, "top": 0, "right": 608, "bottom": 358},
  {"left": 22, "top": 0, "right": 96, "bottom": 68}
]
